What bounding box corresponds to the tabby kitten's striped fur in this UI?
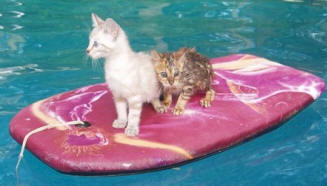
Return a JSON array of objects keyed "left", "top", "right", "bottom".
[{"left": 151, "top": 48, "right": 215, "bottom": 115}]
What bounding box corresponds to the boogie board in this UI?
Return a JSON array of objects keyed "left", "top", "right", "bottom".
[{"left": 9, "top": 54, "right": 325, "bottom": 174}]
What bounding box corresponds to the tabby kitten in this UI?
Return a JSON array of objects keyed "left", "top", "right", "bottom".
[
  {"left": 152, "top": 48, "right": 215, "bottom": 115},
  {"left": 86, "top": 13, "right": 165, "bottom": 136}
]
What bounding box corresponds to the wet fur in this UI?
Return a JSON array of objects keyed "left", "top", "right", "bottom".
[{"left": 152, "top": 48, "right": 215, "bottom": 115}]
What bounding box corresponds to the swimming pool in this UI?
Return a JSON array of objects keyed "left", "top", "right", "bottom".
[{"left": 1, "top": 0, "right": 327, "bottom": 185}]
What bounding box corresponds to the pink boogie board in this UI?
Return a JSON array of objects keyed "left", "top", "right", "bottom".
[{"left": 9, "top": 54, "right": 325, "bottom": 174}]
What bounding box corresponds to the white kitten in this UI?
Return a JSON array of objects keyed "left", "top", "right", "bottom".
[{"left": 86, "top": 13, "right": 165, "bottom": 136}]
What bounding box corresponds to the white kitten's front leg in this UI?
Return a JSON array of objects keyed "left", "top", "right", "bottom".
[
  {"left": 112, "top": 97, "right": 128, "bottom": 128},
  {"left": 125, "top": 96, "right": 143, "bottom": 136}
]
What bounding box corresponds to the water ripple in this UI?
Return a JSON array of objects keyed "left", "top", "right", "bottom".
[
  {"left": 284, "top": 0, "right": 304, "bottom": 2},
  {"left": 0, "top": 64, "right": 43, "bottom": 81},
  {"left": 139, "top": 3, "right": 170, "bottom": 17},
  {"left": 0, "top": 142, "right": 18, "bottom": 163},
  {"left": 0, "top": 31, "right": 25, "bottom": 52},
  {"left": 204, "top": 10, "right": 217, "bottom": 18},
  {"left": 11, "top": 24, "right": 23, "bottom": 31},
  {"left": 15, "top": 2, "right": 23, "bottom": 6},
  {"left": 246, "top": 145, "right": 295, "bottom": 166},
  {"left": 11, "top": 11, "right": 24, "bottom": 18}
]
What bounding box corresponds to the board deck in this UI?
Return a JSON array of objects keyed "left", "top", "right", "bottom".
[{"left": 9, "top": 54, "right": 325, "bottom": 174}]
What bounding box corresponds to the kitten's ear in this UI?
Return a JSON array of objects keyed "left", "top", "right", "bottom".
[
  {"left": 103, "top": 18, "right": 121, "bottom": 40},
  {"left": 91, "top": 13, "right": 104, "bottom": 27},
  {"left": 176, "top": 52, "right": 186, "bottom": 70},
  {"left": 174, "top": 48, "right": 187, "bottom": 60},
  {"left": 151, "top": 50, "right": 160, "bottom": 62},
  {"left": 190, "top": 47, "right": 196, "bottom": 52},
  {"left": 175, "top": 48, "right": 187, "bottom": 64},
  {"left": 178, "top": 52, "right": 186, "bottom": 63}
]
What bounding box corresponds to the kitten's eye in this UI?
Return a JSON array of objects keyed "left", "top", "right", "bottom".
[
  {"left": 160, "top": 72, "right": 167, "bottom": 78},
  {"left": 174, "top": 71, "right": 179, "bottom": 77},
  {"left": 93, "top": 41, "right": 98, "bottom": 47}
]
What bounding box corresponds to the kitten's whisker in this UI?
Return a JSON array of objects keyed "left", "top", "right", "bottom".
[
  {"left": 91, "top": 59, "right": 95, "bottom": 69},
  {"left": 91, "top": 59, "right": 102, "bottom": 72},
  {"left": 82, "top": 54, "right": 91, "bottom": 67},
  {"left": 82, "top": 53, "right": 89, "bottom": 62}
]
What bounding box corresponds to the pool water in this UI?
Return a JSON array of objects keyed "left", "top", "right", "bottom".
[{"left": 1, "top": 0, "right": 327, "bottom": 185}]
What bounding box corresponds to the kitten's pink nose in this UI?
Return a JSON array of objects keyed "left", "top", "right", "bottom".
[
  {"left": 168, "top": 79, "right": 174, "bottom": 85},
  {"left": 86, "top": 48, "right": 91, "bottom": 54}
]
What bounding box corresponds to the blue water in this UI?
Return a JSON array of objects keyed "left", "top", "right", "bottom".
[{"left": 1, "top": 0, "right": 327, "bottom": 185}]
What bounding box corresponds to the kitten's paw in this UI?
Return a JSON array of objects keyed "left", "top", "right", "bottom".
[
  {"left": 173, "top": 107, "right": 185, "bottom": 115},
  {"left": 154, "top": 105, "right": 168, "bottom": 113},
  {"left": 112, "top": 119, "right": 127, "bottom": 128},
  {"left": 200, "top": 98, "right": 212, "bottom": 108},
  {"left": 125, "top": 126, "right": 139, "bottom": 136}
]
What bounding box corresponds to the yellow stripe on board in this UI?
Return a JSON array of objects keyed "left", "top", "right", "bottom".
[
  {"left": 226, "top": 80, "right": 265, "bottom": 114},
  {"left": 32, "top": 99, "right": 193, "bottom": 159},
  {"left": 212, "top": 55, "right": 278, "bottom": 71},
  {"left": 114, "top": 133, "right": 193, "bottom": 159},
  {"left": 31, "top": 99, "right": 67, "bottom": 130}
]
